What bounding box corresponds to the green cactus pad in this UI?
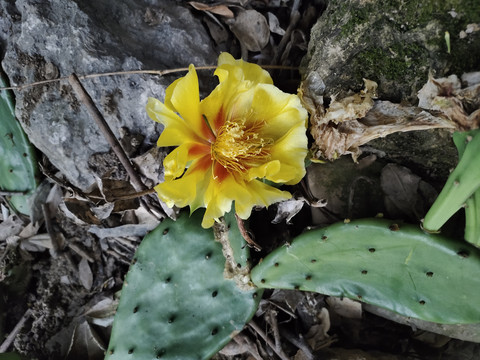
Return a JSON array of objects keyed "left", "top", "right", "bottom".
[
  {"left": 0, "top": 73, "right": 38, "bottom": 215},
  {"left": 251, "top": 218, "right": 480, "bottom": 324},
  {"left": 423, "top": 129, "right": 480, "bottom": 232},
  {"left": 453, "top": 130, "right": 480, "bottom": 248},
  {"left": 105, "top": 211, "right": 262, "bottom": 360}
]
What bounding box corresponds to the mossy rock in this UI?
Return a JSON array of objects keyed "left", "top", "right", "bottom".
[{"left": 302, "top": 0, "right": 480, "bottom": 103}]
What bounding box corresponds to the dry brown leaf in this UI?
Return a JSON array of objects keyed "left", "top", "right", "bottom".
[
  {"left": 229, "top": 10, "right": 270, "bottom": 52},
  {"left": 417, "top": 73, "right": 480, "bottom": 130},
  {"left": 267, "top": 12, "right": 285, "bottom": 35},
  {"left": 324, "top": 79, "right": 378, "bottom": 124},
  {"left": 189, "top": 2, "right": 234, "bottom": 18},
  {"left": 66, "top": 320, "right": 105, "bottom": 360},
  {"left": 326, "top": 297, "right": 362, "bottom": 319},
  {"left": 61, "top": 198, "right": 101, "bottom": 225},
  {"left": 302, "top": 76, "right": 458, "bottom": 161},
  {"left": 310, "top": 100, "right": 455, "bottom": 161},
  {"left": 78, "top": 257, "right": 93, "bottom": 291}
]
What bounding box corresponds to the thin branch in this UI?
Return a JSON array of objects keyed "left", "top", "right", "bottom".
[
  {"left": 0, "top": 65, "right": 298, "bottom": 92},
  {"left": 110, "top": 187, "right": 156, "bottom": 201},
  {"left": 0, "top": 309, "right": 31, "bottom": 352},
  {"left": 68, "top": 73, "right": 146, "bottom": 193},
  {"left": 248, "top": 320, "right": 290, "bottom": 360},
  {"left": 235, "top": 214, "right": 262, "bottom": 251}
]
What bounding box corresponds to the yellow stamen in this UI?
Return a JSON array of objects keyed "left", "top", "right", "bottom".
[{"left": 212, "top": 117, "right": 272, "bottom": 174}]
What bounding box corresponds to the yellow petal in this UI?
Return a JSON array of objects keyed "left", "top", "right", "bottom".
[
  {"left": 245, "top": 160, "right": 281, "bottom": 182},
  {"left": 235, "top": 179, "right": 291, "bottom": 220},
  {"left": 267, "top": 125, "right": 308, "bottom": 185},
  {"left": 147, "top": 97, "right": 198, "bottom": 146},
  {"left": 163, "top": 65, "right": 215, "bottom": 142},
  {"left": 166, "top": 65, "right": 200, "bottom": 124},
  {"left": 155, "top": 157, "right": 211, "bottom": 209},
  {"left": 162, "top": 143, "right": 191, "bottom": 180},
  {"left": 250, "top": 84, "right": 307, "bottom": 140},
  {"left": 200, "top": 174, "right": 291, "bottom": 227},
  {"left": 217, "top": 52, "right": 273, "bottom": 85}
]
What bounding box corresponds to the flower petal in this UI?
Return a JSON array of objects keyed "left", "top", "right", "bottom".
[
  {"left": 165, "top": 65, "right": 215, "bottom": 142},
  {"left": 250, "top": 84, "right": 307, "bottom": 140},
  {"left": 217, "top": 52, "right": 273, "bottom": 85},
  {"left": 162, "top": 142, "right": 209, "bottom": 181},
  {"left": 235, "top": 179, "right": 291, "bottom": 220},
  {"left": 267, "top": 125, "right": 308, "bottom": 185},
  {"left": 245, "top": 160, "right": 281, "bottom": 182},
  {"left": 156, "top": 155, "right": 212, "bottom": 209},
  {"left": 147, "top": 97, "right": 198, "bottom": 146}
]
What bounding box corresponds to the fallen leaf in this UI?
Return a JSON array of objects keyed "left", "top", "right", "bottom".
[
  {"left": 78, "top": 257, "right": 93, "bottom": 291},
  {"left": 267, "top": 12, "right": 285, "bottom": 35},
  {"left": 417, "top": 73, "right": 480, "bottom": 130},
  {"left": 380, "top": 163, "right": 437, "bottom": 220},
  {"left": 326, "top": 297, "right": 362, "bottom": 319},
  {"left": 61, "top": 198, "right": 101, "bottom": 225},
  {"left": 189, "top": 2, "right": 234, "bottom": 18},
  {"left": 228, "top": 10, "right": 270, "bottom": 52},
  {"left": 0, "top": 214, "right": 24, "bottom": 241},
  {"left": 84, "top": 297, "right": 118, "bottom": 328},
  {"left": 302, "top": 77, "right": 456, "bottom": 161},
  {"left": 66, "top": 320, "right": 105, "bottom": 360}
]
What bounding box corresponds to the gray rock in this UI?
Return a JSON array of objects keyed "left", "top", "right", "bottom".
[
  {"left": 302, "top": 0, "right": 480, "bottom": 103},
  {"left": 0, "top": 0, "right": 216, "bottom": 190}
]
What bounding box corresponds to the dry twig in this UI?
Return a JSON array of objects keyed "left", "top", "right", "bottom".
[{"left": 248, "top": 319, "right": 290, "bottom": 360}]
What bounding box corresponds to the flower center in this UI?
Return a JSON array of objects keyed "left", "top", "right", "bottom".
[{"left": 211, "top": 118, "right": 272, "bottom": 174}]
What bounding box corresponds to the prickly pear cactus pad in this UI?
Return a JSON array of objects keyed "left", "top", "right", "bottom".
[
  {"left": 0, "top": 73, "right": 38, "bottom": 215},
  {"left": 105, "top": 211, "right": 262, "bottom": 360},
  {"left": 251, "top": 218, "right": 480, "bottom": 324},
  {"left": 453, "top": 129, "right": 480, "bottom": 248},
  {"left": 423, "top": 128, "right": 480, "bottom": 232}
]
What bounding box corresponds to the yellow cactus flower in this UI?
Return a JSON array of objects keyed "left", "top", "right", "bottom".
[{"left": 147, "top": 53, "right": 308, "bottom": 228}]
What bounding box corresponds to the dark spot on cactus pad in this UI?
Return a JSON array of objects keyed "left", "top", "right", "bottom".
[
  {"left": 23, "top": 153, "right": 27, "bottom": 157},
  {"left": 426, "top": 271, "right": 434, "bottom": 277},
  {"left": 156, "top": 349, "right": 166, "bottom": 358},
  {"left": 237, "top": 263, "right": 242, "bottom": 268},
  {"left": 211, "top": 327, "right": 218, "bottom": 335},
  {"left": 252, "top": 292, "right": 258, "bottom": 299},
  {"left": 457, "top": 250, "right": 470, "bottom": 258},
  {"left": 419, "top": 300, "right": 426, "bottom": 305},
  {"left": 109, "top": 349, "right": 114, "bottom": 355},
  {"left": 165, "top": 276, "right": 172, "bottom": 283},
  {"left": 9, "top": 169, "right": 13, "bottom": 173},
  {"left": 311, "top": 259, "right": 317, "bottom": 263},
  {"left": 168, "top": 315, "right": 176, "bottom": 323},
  {"left": 163, "top": 228, "right": 169, "bottom": 235},
  {"left": 128, "top": 348, "right": 134, "bottom": 354},
  {"left": 305, "top": 275, "right": 312, "bottom": 280},
  {"left": 132, "top": 258, "right": 137, "bottom": 265},
  {"left": 357, "top": 295, "right": 363, "bottom": 299},
  {"left": 133, "top": 306, "right": 139, "bottom": 313},
  {"left": 205, "top": 252, "right": 212, "bottom": 259},
  {"left": 260, "top": 279, "right": 266, "bottom": 284},
  {"left": 389, "top": 223, "right": 400, "bottom": 231},
  {"left": 361, "top": 270, "right": 368, "bottom": 275},
  {"left": 274, "top": 262, "right": 279, "bottom": 267},
  {"left": 321, "top": 235, "right": 328, "bottom": 241},
  {"left": 369, "top": 248, "right": 376, "bottom": 253},
  {"left": 294, "top": 285, "right": 300, "bottom": 290},
  {"left": 212, "top": 290, "right": 218, "bottom": 297}
]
